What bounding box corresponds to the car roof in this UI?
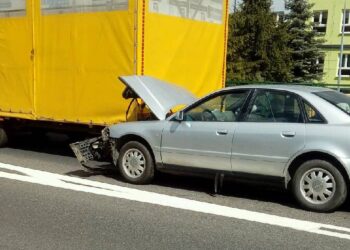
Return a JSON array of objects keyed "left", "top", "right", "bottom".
[{"left": 222, "top": 84, "right": 331, "bottom": 94}]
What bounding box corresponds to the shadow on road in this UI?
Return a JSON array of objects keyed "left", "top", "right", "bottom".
[
  {"left": 5, "top": 132, "right": 350, "bottom": 213},
  {"left": 66, "top": 162, "right": 118, "bottom": 179},
  {"left": 7, "top": 131, "right": 84, "bottom": 157},
  {"left": 155, "top": 172, "right": 300, "bottom": 208},
  {"left": 67, "top": 166, "right": 302, "bottom": 210}
]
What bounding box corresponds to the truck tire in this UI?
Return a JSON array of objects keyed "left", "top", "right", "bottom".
[
  {"left": 0, "top": 127, "right": 8, "bottom": 147},
  {"left": 292, "top": 159, "right": 347, "bottom": 212},
  {"left": 118, "top": 141, "right": 154, "bottom": 184}
]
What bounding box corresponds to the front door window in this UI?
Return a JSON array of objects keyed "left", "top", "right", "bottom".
[{"left": 184, "top": 91, "right": 250, "bottom": 122}]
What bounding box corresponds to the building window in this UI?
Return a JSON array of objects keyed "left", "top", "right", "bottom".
[
  {"left": 338, "top": 54, "right": 350, "bottom": 77},
  {"left": 316, "top": 56, "right": 325, "bottom": 73},
  {"left": 341, "top": 9, "right": 350, "bottom": 33},
  {"left": 313, "top": 11, "right": 327, "bottom": 33}
]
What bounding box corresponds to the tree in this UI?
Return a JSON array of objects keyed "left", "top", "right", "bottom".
[
  {"left": 226, "top": 11, "right": 248, "bottom": 81},
  {"left": 285, "top": 0, "right": 324, "bottom": 82},
  {"left": 226, "top": 0, "right": 292, "bottom": 83},
  {"left": 264, "top": 22, "right": 293, "bottom": 82}
]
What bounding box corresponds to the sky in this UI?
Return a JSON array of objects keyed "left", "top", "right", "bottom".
[{"left": 229, "top": 0, "right": 286, "bottom": 12}]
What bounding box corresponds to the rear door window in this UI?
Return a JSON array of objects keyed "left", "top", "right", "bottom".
[{"left": 245, "top": 90, "right": 303, "bottom": 123}]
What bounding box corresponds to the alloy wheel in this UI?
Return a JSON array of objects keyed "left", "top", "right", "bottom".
[
  {"left": 122, "top": 148, "right": 146, "bottom": 178},
  {"left": 300, "top": 168, "right": 336, "bottom": 205}
]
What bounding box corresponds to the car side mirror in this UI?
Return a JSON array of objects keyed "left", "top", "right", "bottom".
[{"left": 175, "top": 111, "right": 184, "bottom": 122}]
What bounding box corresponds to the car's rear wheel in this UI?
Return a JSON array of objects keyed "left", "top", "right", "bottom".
[
  {"left": 292, "top": 159, "right": 347, "bottom": 212},
  {"left": 118, "top": 141, "right": 154, "bottom": 184}
]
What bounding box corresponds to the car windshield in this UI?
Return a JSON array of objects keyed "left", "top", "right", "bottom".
[{"left": 314, "top": 91, "right": 350, "bottom": 115}]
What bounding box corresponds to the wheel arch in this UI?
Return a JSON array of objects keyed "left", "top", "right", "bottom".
[
  {"left": 286, "top": 151, "right": 350, "bottom": 189},
  {"left": 116, "top": 134, "right": 156, "bottom": 163}
]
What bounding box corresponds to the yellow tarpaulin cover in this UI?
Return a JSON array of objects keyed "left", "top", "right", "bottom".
[
  {"left": 0, "top": 1, "right": 33, "bottom": 120},
  {"left": 0, "top": 0, "right": 228, "bottom": 125}
]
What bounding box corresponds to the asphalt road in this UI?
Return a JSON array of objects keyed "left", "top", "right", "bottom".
[{"left": 0, "top": 132, "right": 350, "bottom": 250}]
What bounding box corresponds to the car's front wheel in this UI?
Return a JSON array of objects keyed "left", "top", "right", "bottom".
[
  {"left": 292, "top": 159, "right": 347, "bottom": 212},
  {"left": 118, "top": 141, "right": 155, "bottom": 184}
]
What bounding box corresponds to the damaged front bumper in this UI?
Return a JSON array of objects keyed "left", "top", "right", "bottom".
[{"left": 70, "top": 136, "right": 115, "bottom": 165}]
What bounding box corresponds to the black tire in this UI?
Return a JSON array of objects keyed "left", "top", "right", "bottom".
[
  {"left": 0, "top": 127, "right": 8, "bottom": 147},
  {"left": 292, "top": 159, "right": 348, "bottom": 212},
  {"left": 118, "top": 141, "right": 154, "bottom": 184}
]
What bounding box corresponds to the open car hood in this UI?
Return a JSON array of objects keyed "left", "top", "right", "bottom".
[{"left": 119, "top": 76, "right": 197, "bottom": 120}]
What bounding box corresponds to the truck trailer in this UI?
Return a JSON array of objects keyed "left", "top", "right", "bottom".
[{"left": 0, "top": 0, "right": 229, "bottom": 146}]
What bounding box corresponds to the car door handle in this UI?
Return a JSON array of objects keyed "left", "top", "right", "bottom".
[
  {"left": 281, "top": 131, "right": 296, "bottom": 138},
  {"left": 216, "top": 129, "right": 228, "bottom": 135}
]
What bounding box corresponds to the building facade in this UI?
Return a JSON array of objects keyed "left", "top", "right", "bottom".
[{"left": 310, "top": 0, "right": 350, "bottom": 85}]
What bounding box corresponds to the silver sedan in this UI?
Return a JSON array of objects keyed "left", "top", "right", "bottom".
[{"left": 72, "top": 76, "right": 350, "bottom": 212}]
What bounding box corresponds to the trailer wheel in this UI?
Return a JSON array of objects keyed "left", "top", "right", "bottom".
[
  {"left": 0, "top": 127, "right": 8, "bottom": 147},
  {"left": 118, "top": 141, "right": 154, "bottom": 184}
]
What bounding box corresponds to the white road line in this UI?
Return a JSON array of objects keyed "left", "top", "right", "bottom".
[{"left": 1, "top": 162, "right": 350, "bottom": 240}]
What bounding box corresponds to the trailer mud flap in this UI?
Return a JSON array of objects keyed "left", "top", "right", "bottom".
[{"left": 70, "top": 137, "right": 110, "bottom": 165}]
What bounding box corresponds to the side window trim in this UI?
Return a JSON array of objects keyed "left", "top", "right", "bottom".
[
  {"left": 235, "top": 88, "right": 254, "bottom": 122},
  {"left": 239, "top": 88, "right": 258, "bottom": 121},
  {"left": 295, "top": 95, "right": 306, "bottom": 124}
]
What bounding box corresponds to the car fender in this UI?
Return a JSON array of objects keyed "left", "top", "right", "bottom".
[{"left": 109, "top": 121, "right": 164, "bottom": 163}]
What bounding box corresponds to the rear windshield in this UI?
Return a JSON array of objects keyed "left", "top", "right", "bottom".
[{"left": 314, "top": 91, "right": 350, "bottom": 115}]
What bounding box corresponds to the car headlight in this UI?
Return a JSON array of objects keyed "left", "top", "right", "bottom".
[{"left": 101, "top": 127, "right": 110, "bottom": 141}]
